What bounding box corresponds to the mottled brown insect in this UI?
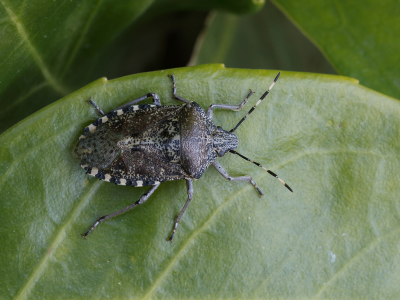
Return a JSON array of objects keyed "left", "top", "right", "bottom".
[{"left": 75, "top": 73, "right": 292, "bottom": 241}]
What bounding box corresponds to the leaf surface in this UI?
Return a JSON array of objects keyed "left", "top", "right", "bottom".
[
  {"left": 192, "top": 2, "right": 335, "bottom": 75},
  {"left": 1, "top": 64, "right": 400, "bottom": 299}
]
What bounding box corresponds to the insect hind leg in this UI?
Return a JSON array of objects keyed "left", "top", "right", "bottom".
[
  {"left": 87, "top": 98, "right": 105, "bottom": 116},
  {"left": 168, "top": 74, "right": 191, "bottom": 104},
  {"left": 167, "top": 179, "right": 194, "bottom": 241},
  {"left": 116, "top": 93, "right": 161, "bottom": 109},
  {"left": 82, "top": 183, "right": 161, "bottom": 238},
  {"left": 86, "top": 93, "right": 161, "bottom": 116}
]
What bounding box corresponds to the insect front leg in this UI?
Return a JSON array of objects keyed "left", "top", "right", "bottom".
[
  {"left": 206, "top": 90, "right": 253, "bottom": 119},
  {"left": 212, "top": 160, "right": 263, "bottom": 197},
  {"left": 167, "top": 179, "right": 194, "bottom": 241},
  {"left": 82, "top": 183, "right": 161, "bottom": 238},
  {"left": 87, "top": 98, "right": 106, "bottom": 116},
  {"left": 87, "top": 93, "right": 161, "bottom": 116},
  {"left": 116, "top": 93, "right": 161, "bottom": 109},
  {"left": 168, "top": 74, "right": 191, "bottom": 104}
]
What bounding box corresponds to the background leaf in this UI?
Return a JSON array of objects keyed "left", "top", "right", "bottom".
[
  {"left": 0, "top": 0, "right": 261, "bottom": 132},
  {"left": 1, "top": 64, "right": 400, "bottom": 298},
  {"left": 0, "top": 0, "right": 153, "bottom": 131},
  {"left": 273, "top": 0, "right": 400, "bottom": 99},
  {"left": 148, "top": 0, "right": 265, "bottom": 15},
  {"left": 192, "top": 1, "right": 335, "bottom": 75}
]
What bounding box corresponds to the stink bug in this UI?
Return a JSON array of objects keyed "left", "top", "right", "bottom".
[{"left": 75, "top": 72, "right": 292, "bottom": 241}]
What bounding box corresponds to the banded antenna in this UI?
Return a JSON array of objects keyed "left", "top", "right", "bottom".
[
  {"left": 229, "top": 72, "right": 292, "bottom": 192},
  {"left": 229, "top": 150, "right": 293, "bottom": 192},
  {"left": 230, "top": 71, "right": 281, "bottom": 133}
]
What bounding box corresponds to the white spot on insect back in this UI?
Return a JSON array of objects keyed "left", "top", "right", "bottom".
[
  {"left": 104, "top": 174, "right": 111, "bottom": 182},
  {"left": 119, "top": 179, "right": 127, "bottom": 185},
  {"left": 90, "top": 167, "right": 99, "bottom": 176},
  {"left": 136, "top": 180, "right": 143, "bottom": 187},
  {"left": 132, "top": 105, "right": 140, "bottom": 111},
  {"left": 116, "top": 109, "right": 124, "bottom": 115},
  {"left": 101, "top": 116, "right": 109, "bottom": 123},
  {"left": 88, "top": 124, "right": 97, "bottom": 133},
  {"left": 150, "top": 105, "right": 156, "bottom": 108},
  {"left": 154, "top": 181, "right": 160, "bottom": 185}
]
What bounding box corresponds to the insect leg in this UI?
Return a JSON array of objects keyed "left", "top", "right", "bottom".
[
  {"left": 168, "top": 74, "right": 191, "bottom": 104},
  {"left": 87, "top": 98, "right": 105, "bottom": 116},
  {"left": 231, "top": 72, "right": 280, "bottom": 133},
  {"left": 82, "top": 183, "right": 161, "bottom": 238},
  {"left": 116, "top": 93, "right": 161, "bottom": 109},
  {"left": 206, "top": 90, "right": 254, "bottom": 119},
  {"left": 167, "top": 179, "right": 194, "bottom": 241},
  {"left": 212, "top": 160, "right": 264, "bottom": 197}
]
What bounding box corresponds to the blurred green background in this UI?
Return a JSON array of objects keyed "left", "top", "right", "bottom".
[
  {"left": 2, "top": 0, "right": 400, "bottom": 133},
  {"left": 2, "top": 0, "right": 399, "bottom": 132},
  {"left": 0, "top": 0, "right": 338, "bottom": 132}
]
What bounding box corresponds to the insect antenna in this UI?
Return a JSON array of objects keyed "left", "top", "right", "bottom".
[
  {"left": 230, "top": 71, "right": 281, "bottom": 133},
  {"left": 229, "top": 150, "right": 293, "bottom": 192}
]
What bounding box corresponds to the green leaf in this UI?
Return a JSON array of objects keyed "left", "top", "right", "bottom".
[
  {"left": 1, "top": 64, "right": 400, "bottom": 298},
  {"left": 192, "top": 2, "right": 335, "bottom": 75},
  {"left": 0, "top": 0, "right": 154, "bottom": 132},
  {"left": 149, "top": 0, "right": 265, "bottom": 15},
  {"left": 0, "top": 0, "right": 260, "bottom": 133},
  {"left": 273, "top": 0, "right": 400, "bottom": 100}
]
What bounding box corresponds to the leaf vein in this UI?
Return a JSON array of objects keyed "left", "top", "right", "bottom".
[
  {"left": 0, "top": 82, "right": 49, "bottom": 117},
  {"left": 0, "top": 0, "right": 68, "bottom": 95},
  {"left": 140, "top": 177, "right": 255, "bottom": 299},
  {"left": 14, "top": 181, "right": 101, "bottom": 300},
  {"left": 60, "top": 0, "right": 105, "bottom": 78}
]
